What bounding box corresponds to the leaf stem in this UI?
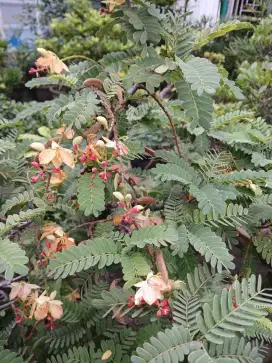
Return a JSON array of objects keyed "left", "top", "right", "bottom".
[
  {"left": 60, "top": 55, "right": 93, "bottom": 62},
  {"left": 143, "top": 86, "right": 183, "bottom": 157}
]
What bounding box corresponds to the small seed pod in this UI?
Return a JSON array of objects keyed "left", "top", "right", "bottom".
[
  {"left": 83, "top": 78, "right": 105, "bottom": 92},
  {"left": 113, "top": 192, "right": 124, "bottom": 201},
  {"left": 30, "top": 142, "right": 45, "bottom": 152},
  {"left": 125, "top": 193, "right": 132, "bottom": 203},
  {"left": 96, "top": 116, "right": 109, "bottom": 130},
  {"left": 72, "top": 136, "right": 83, "bottom": 146},
  {"left": 96, "top": 140, "right": 105, "bottom": 148},
  {"left": 136, "top": 196, "right": 156, "bottom": 205}
]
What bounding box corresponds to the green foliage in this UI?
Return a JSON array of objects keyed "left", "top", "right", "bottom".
[
  {"left": 197, "top": 275, "right": 272, "bottom": 344},
  {"left": 121, "top": 253, "right": 150, "bottom": 288},
  {"left": 47, "top": 238, "right": 122, "bottom": 279},
  {"left": 0, "top": 238, "right": 28, "bottom": 280},
  {"left": 176, "top": 57, "right": 221, "bottom": 96},
  {"left": 194, "top": 20, "right": 253, "bottom": 50},
  {"left": 0, "top": 346, "right": 27, "bottom": 363},
  {"left": 36, "top": 0, "right": 129, "bottom": 61},
  {"left": 77, "top": 175, "right": 105, "bottom": 217}
]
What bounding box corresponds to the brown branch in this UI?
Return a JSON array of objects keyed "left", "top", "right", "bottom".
[
  {"left": 143, "top": 86, "right": 183, "bottom": 158},
  {"left": 91, "top": 87, "right": 125, "bottom": 183},
  {"left": 155, "top": 249, "right": 168, "bottom": 284},
  {"left": 45, "top": 171, "right": 52, "bottom": 194},
  {"left": 67, "top": 218, "right": 113, "bottom": 234}
]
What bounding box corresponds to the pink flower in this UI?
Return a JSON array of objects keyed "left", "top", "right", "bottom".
[
  {"left": 134, "top": 272, "right": 168, "bottom": 306},
  {"left": 30, "top": 290, "right": 63, "bottom": 321},
  {"left": 39, "top": 141, "right": 75, "bottom": 169},
  {"left": 10, "top": 282, "right": 40, "bottom": 302}
]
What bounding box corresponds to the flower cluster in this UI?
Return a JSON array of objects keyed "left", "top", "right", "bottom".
[
  {"left": 127, "top": 272, "right": 182, "bottom": 318},
  {"left": 38, "top": 224, "right": 75, "bottom": 265},
  {"left": 113, "top": 191, "right": 144, "bottom": 224},
  {"left": 10, "top": 283, "right": 63, "bottom": 328},
  {"left": 29, "top": 48, "right": 69, "bottom": 77}
]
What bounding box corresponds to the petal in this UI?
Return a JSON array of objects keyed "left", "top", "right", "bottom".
[
  {"left": 49, "top": 291, "right": 57, "bottom": 300},
  {"left": 141, "top": 284, "right": 160, "bottom": 305},
  {"left": 54, "top": 227, "right": 64, "bottom": 237},
  {"left": 49, "top": 302, "right": 63, "bottom": 319},
  {"left": 50, "top": 174, "right": 62, "bottom": 186},
  {"left": 21, "top": 285, "right": 32, "bottom": 301},
  {"left": 9, "top": 284, "right": 21, "bottom": 300},
  {"left": 52, "top": 153, "right": 63, "bottom": 168},
  {"left": 39, "top": 149, "right": 56, "bottom": 165},
  {"left": 34, "top": 302, "right": 49, "bottom": 320},
  {"left": 51, "top": 141, "right": 59, "bottom": 150},
  {"left": 59, "top": 148, "right": 74, "bottom": 168},
  {"left": 64, "top": 129, "right": 74, "bottom": 139},
  {"left": 134, "top": 287, "right": 143, "bottom": 305}
]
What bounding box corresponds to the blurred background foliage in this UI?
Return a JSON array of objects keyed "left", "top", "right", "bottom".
[{"left": 0, "top": 0, "right": 271, "bottom": 129}]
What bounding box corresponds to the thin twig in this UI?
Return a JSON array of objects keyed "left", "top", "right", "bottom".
[
  {"left": 155, "top": 249, "right": 169, "bottom": 284},
  {"left": 91, "top": 87, "right": 125, "bottom": 183},
  {"left": 143, "top": 86, "right": 183, "bottom": 158},
  {"left": 45, "top": 171, "right": 52, "bottom": 194},
  {"left": 68, "top": 218, "right": 113, "bottom": 234},
  {"left": 0, "top": 301, "right": 14, "bottom": 310}
]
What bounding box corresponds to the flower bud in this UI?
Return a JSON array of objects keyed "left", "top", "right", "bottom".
[
  {"left": 31, "top": 176, "right": 39, "bottom": 183},
  {"left": 80, "top": 155, "right": 87, "bottom": 163},
  {"left": 37, "top": 48, "right": 48, "bottom": 57},
  {"left": 134, "top": 205, "right": 144, "bottom": 211},
  {"left": 92, "top": 167, "right": 97, "bottom": 173},
  {"left": 125, "top": 194, "right": 132, "bottom": 203},
  {"left": 73, "top": 136, "right": 83, "bottom": 146},
  {"left": 96, "top": 116, "right": 109, "bottom": 130},
  {"left": 113, "top": 192, "right": 124, "bottom": 201},
  {"left": 96, "top": 140, "right": 105, "bottom": 148},
  {"left": 31, "top": 161, "right": 40, "bottom": 169},
  {"left": 101, "top": 350, "right": 112, "bottom": 361},
  {"left": 101, "top": 160, "right": 107, "bottom": 168},
  {"left": 30, "top": 142, "right": 45, "bottom": 152}
]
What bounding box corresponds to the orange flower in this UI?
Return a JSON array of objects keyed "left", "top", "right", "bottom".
[
  {"left": 50, "top": 170, "right": 67, "bottom": 186},
  {"left": 39, "top": 141, "right": 75, "bottom": 169},
  {"left": 106, "top": 0, "right": 125, "bottom": 11},
  {"left": 57, "top": 127, "right": 75, "bottom": 140},
  {"left": 30, "top": 290, "right": 63, "bottom": 321},
  {"left": 66, "top": 289, "right": 81, "bottom": 302},
  {"left": 36, "top": 48, "right": 69, "bottom": 74},
  {"left": 40, "top": 224, "right": 64, "bottom": 241},
  {"left": 102, "top": 137, "right": 129, "bottom": 156},
  {"left": 10, "top": 282, "right": 40, "bottom": 302}
]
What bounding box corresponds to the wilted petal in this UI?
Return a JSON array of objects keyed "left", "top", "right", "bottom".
[
  {"left": 49, "top": 301, "right": 63, "bottom": 319},
  {"left": 148, "top": 274, "right": 168, "bottom": 292},
  {"left": 39, "top": 149, "right": 56, "bottom": 165},
  {"left": 34, "top": 302, "right": 49, "bottom": 320},
  {"left": 30, "top": 142, "right": 45, "bottom": 152},
  {"left": 9, "top": 283, "right": 22, "bottom": 300},
  {"left": 49, "top": 291, "right": 57, "bottom": 300},
  {"left": 59, "top": 148, "right": 74, "bottom": 168}
]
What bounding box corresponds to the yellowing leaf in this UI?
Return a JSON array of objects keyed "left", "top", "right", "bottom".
[{"left": 101, "top": 350, "right": 112, "bottom": 360}]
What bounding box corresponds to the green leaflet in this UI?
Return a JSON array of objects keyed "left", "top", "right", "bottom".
[
  {"left": 175, "top": 79, "right": 213, "bottom": 130},
  {"left": 47, "top": 238, "right": 121, "bottom": 279},
  {"left": 193, "top": 20, "right": 253, "bottom": 50},
  {"left": 189, "top": 184, "right": 226, "bottom": 216},
  {"left": 121, "top": 253, "right": 150, "bottom": 289},
  {"left": 197, "top": 275, "right": 272, "bottom": 344},
  {"left": 176, "top": 56, "right": 221, "bottom": 96},
  {"left": 184, "top": 225, "right": 235, "bottom": 272},
  {"left": 0, "top": 237, "right": 29, "bottom": 280},
  {"left": 77, "top": 174, "right": 105, "bottom": 217}
]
